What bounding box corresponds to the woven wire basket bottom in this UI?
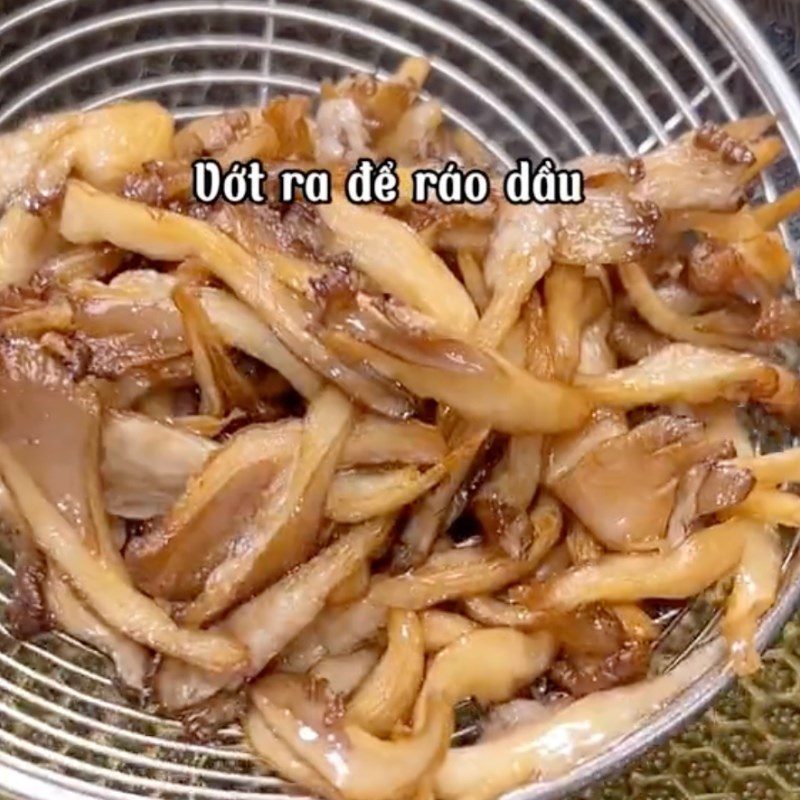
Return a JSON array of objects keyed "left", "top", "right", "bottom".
[{"left": 1, "top": 1, "right": 800, "bottom": 799}]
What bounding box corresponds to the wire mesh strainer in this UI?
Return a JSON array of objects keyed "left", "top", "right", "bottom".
[{"left": 0, "top": 1, "right": 799, "bottom": 799}]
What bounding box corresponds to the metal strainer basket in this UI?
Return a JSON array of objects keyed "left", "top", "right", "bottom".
[{"left": 0, "top": 1, "right": 799, "bottom": 799}]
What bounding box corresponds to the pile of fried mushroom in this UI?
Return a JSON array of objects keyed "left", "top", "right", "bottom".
[{"left": 1, "top": 57, "right": 800, "bottom": 800}]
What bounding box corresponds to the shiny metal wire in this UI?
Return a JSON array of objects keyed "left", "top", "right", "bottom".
[{"left": 0, "top": 2, "right": 799, "bottom": 799}]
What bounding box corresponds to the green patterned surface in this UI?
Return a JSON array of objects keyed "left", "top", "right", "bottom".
[{"left": 585, "top": 617, "right": 800, "bottom": 800}]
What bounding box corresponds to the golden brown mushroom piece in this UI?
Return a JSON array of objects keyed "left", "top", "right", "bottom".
[{"left": 549, "top": 415, "right": 750, "bottom": 551}]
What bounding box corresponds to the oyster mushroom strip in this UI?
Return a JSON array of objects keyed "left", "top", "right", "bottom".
[
  {"left": 45, "top": 572, "right": 150, "bottom": 692},
  {"left": 67, "top": 270, "right": 188, "bottom": 378},
  {"left": 0, "top": 477, "right": 61, "bottom": 643},
  {"left": 328, "top": 559, "right": 371, "bottom": 605},
  {"left": 244, "top": 708, "right": 342, "bottom": 800},
  {"left": 663, "top": 185, "right": 800, "bottom": 252},
  {"left": 753, "top": 291, "right": 800, "bottom": 345},
  {"left": 278, "top": 594, "right": 388, "bottom": 675},
  {"left": 59, "top": 180, "right": 412, "bottom": 417},
  {"left": 101, "top": 353, "right": 195, "bottom": 411},
  {"left": 471, "top": 303, "right": 573, "bottom": 560},
  {"left": 727, "top": 448, "right": 800, "bottom": 485},
  {"left": 610, "top": 604, "right": 660, "bottom": 642},
  {"left": 103, "top": 411, "right": 446, "bottom": 521},
  {"left": 376, "top": 99, "right": 443, "bottom": 160},
  {"left": 608, "top": 314, "right": 669, "bottom": 363},
  {"left": 326, "top": 462, "right": 448, "bottom": 524},
  {"left": 102, "top": 411, "right": 219, "bottom": 519},
  {"left": 370, "top": 546, "right": 548, "bottom": 611},
  {"left": 249, "top": 673, "right": 453, "bottom": 800},
  {"left": 513, "top": 517, "right": 753, "bottom": 613},
  {"left": 547, "top": 408, "right": 629, "bottom": 484},
  {"left": 218, "top": 120, "right": 281, "bottom": 167},
  {"left": 473, "top": 460, "right": 564, "bottom": 566},
  {"left": 631, "top": 123, "right": 781, "bottom": 212},
  {"left": 155, "top": 516, "right": 392, "bottom": 712},
  {"left": 747, "top": 184, "right": 800, "bottom": 232},
  {"left": 207, "top": 201, "right": 329, "bottom": 299},
  {"left": 323, "top": 55, "right": 430, "bottom": 137},
  {"left": 666, "top": 459, "right": 755, "bottom": 548},
  {"left": 321, "top": 328, "right": 590, "bottom": 435},
  {"left": 182, "top": 387, "right": 354, "bottom": 626},
  {"left": 172, "top": 283, "right": 261, "bottom": 417},
  {"left": 0, "top": 101, "right": 174, "bottom": 207},
  {"left": 456, "top": 249, "right": 489, "bottom": 312},
  {"left": 338, "top": 416, "right": 446, "bottom": 468},
  {"left": 346, "top": 609, "right": 425, "bottom": 736},
  {"left": 723, "top": 115, "right": 777, "bottom": 141},
  {"left": 729, "top": 487, "right": 800, "bottom": 528},
  {"left": 309, "top": 648, "right": 381, "bottom": 698},
  {"left": 481, "top": 698, "right": 561, "bottom": 740},
  {"left": 387, "top": 486, "right": 564, "bottom": 612},
  {"left": 322, "top": 59, "right": 428, "bottom": 160},
  {"left": 0, "top": 337, "right": 124, "bottom": 575},
  {"left": 722, "top": 523, "right": 782, "bottom": 676},
  {"left": 548, "top": 414, "right": 750, "bottom": 552},
  {"left": 412, "top": 628, "right": 557, "bottom": 731},
  {"left": 420, "top": 610, "right": 478, "bottom": 652},
  {"left": 173, "top": 107, "right": 261, "bottom": 158},
  {"left": 692, "top": 400, "right": 755, "bottom": 460},
  {"left": 471, "top": 434, "right": 545, "bottom": 560},
  {"left": 574, "top": 343, "right": 780, "bottom": 408},
  {"left": 263, "top": 95, "right": 318, "bottom": 160},
  {"left": 543, "top": 263, "right": 606, "bottom": 382},
  {"left": 73, "top": 271, "right": 321, "bottom": 399},
  {"left": 503, "top": 484, "right": 565, "bottom": 563},
  {"left": 314, "top": 96, "right": 371, "bottom": 165},
  {"left": 461, "top": 596, "right": 544, "bottom": 630},
  {"left": 125, "top": 419, "right": 300, "bottom": 600},
  {"left": 565, "top": 518, "right": 604, "bottom": 564},
  {"left": 390, "top": 424, "right": 491, "bottom": 572},
  {"left": 325, "top": 431, "right": 476, "bottom": 525},
  {"left": 555, "top": 185, "right": 660, "bottom": 265},
  {"left": 617, "top": 261, "right": 764, "bottom": 352},
  {"left": 476, "top": 202, "right": 557, "bottom": 347},
  {"left": 43, "top": 238, "right": 117, "bottom": 289},
  {"left": 0, "top": 205, "right": 62, "bottom": 290},
  {"left": 0, "top": 442, "right": 246, "bottom": 672},
  {"left": 760, "top": 363, "right": 800, "bottom": 430},
  {"left": 197, "top": 287, "right": 322, "bottom": 399},
  {"left": 395, "top": 318, "right": 522, "bottom": 571},
  {"left": 470, "top": 314, "right": 551, "bottom": 554},
  {"left": 434, "top": 642, "right": 722, "bottom": 800},
  {"left": 0, "top": 296, "right": 73, "bottom": 338},
  {"left": 314, "top": 272, "right": 590, "bottom": 435},
  {"left": 4, "top": 521, "right": 49, "bottom": 640},
  {"left": 317, "top": 193, "right": 478, "bottom": 338},
  {"left": 402, "top": 172, "right": 657, "bottom": 270},
  {"left": 546, "top": 602, "right": 653, "bottom": 698},
  {"left": 684, "top": 229, "right": 796, "bottom": 318},
  {"left": 169, "top": 412, "right": 245, "bottom": 440}
]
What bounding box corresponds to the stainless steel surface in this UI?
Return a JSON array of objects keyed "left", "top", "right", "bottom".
[{"left": 0, "top": 1, "right": 799, "bottom": 799}]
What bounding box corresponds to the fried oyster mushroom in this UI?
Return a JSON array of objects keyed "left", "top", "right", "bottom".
[
  {"left": 0, "top": 59, "right": 796, "bottom": 800},
  {"left": 548, "top": 414, "right": 753, "bottom": 551}
]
